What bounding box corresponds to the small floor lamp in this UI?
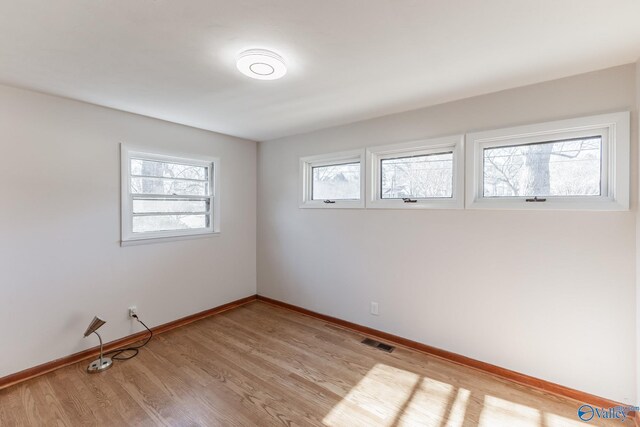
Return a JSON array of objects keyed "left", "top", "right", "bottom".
[{"left": 83, "top": 316, "right": 113, "bottom": 373}]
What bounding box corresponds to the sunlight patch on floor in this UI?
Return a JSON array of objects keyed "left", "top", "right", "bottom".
[
  {"left": 322, "top": 364, "right": 591, "bottom": 427},
  {"left": 442, "top": 388, "right": 471, "bottom": 427},
  {"left": 392, "top": 377, "right": 455, "bottom": 426},
  {"left": 323, "top": 363, "right": 454, "bottom": 427},
  {"left": 323, "top": 363, "right": 419, "bottom": 425},
  {"left": 544, "top": 412, "right": 591, "bottom": 427},
  {"left": 479, "top": 395, "right": 541, "bottom": 427}
]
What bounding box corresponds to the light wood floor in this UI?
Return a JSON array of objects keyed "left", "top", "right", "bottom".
[{"left": 0, "top": 301, "right": 631, "bottom": 426}]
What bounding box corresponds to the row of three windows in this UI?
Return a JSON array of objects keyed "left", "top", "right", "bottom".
[{"left": 300, "top": 112, "right": 630, "bottom": 210}]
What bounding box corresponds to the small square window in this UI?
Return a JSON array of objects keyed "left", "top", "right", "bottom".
[
  {"left": 466, "top": 112, "right": 629, "bottom": 210},
  {"left": 121, "top": 145, "right": 220, "bottom": 244},
  {"left": 300, "top": 150, "right": 365, "bottom": 208},
  {"left": 366, "top": 135, "right": 464, "bottom": 209}
]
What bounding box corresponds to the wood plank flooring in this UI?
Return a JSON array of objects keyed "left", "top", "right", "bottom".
[{"left": 0, "top": 301, "right": 632, "bottom": 426}]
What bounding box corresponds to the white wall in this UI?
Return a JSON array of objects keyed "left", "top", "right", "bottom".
[
  {"left": 257, "top": 64, "right": 637, "bottom": 404},
  {"left": 0, "top": 84, "right": 257, "bottom": 378}
]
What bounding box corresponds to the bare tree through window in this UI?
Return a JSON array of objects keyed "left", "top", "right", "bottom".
[
  {"left": 312, "top": 162, "right": 360, "bottom": 200},
  {"left": 483, "top": 137, "right": 601, "bottom": 197},
  {"left": 130, "top": 158, "right": 211, "bottom": 232},
  {"left": 381, "top": 152, "right": 453, "bottom": 199}
]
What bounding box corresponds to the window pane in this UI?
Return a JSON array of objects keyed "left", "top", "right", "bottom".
[
  {"left": 132, "top": 199, "right": 209, "bottom": 214},
  {"left": 131, "top": 159, "right": 207, "bottom": 181},
  {"left": 131, "top": 177, "right": 208, "bottom": 196},
  {"left": 381, "top": 152, "right": 453, "bottom": 199},
  {"left": 132, "top": 214, "right": 208, "bottom": 233},
  {"left": 312, "top": 162, "right": 360, "bottom": 200},
  {"left": 483, "top": 137, "right": 601, "bottom": 197}
]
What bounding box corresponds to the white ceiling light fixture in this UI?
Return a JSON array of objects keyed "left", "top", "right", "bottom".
[{"left": 236, "top": 49, "right": 287, "bottom": 80}]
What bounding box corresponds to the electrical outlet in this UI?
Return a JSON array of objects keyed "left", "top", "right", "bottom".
[
  {"left": 128, "top": 306, "right": 137, "bottom": 318},
  {"left": 370, "top": 302, "right": 379, "bottom": 316}
]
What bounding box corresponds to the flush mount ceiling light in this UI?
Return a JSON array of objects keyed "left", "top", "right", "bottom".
[{"left": 236, "top": 49, "right": 287, "bottom": 80}]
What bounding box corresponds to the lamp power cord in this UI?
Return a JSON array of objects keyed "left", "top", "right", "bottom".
[{"left": 104, "top": 314, "right": 153, "bottom": 361}]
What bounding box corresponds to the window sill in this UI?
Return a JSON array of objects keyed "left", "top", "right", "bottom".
[
  {"left": 466, "top": 199, "right": 628, "bottom": 211},
  {"left": 121, "top": 231, "right": 220, "bottom": 247},
  {"left": 367, "top": 199, "right": 463, "bottom": 209},
  {"left": 299, "top": 201, "right": 365, "bottom": 209}
]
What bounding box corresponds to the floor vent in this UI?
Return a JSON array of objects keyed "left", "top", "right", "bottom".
[{"left": 361, "top": 338, "right": 395, "bottom": 353}]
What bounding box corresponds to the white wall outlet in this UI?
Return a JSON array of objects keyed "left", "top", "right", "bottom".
[
  {"left": 370, "top": 302, "right": 379, "bottom": 316},
  {"left": 128, "top": 306, "right": 137, "bottom": 318}
]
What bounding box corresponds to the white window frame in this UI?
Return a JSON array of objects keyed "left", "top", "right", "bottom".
[
  {"left": 299, "top": 149, "right": 365, "bottom": 209},
  {"left": 121, "top": 144, "right": 220, "bottom": 245},
  {"left": 466, "top": 112, "right": 630, "bottom": 211},
  {"left": 366, "top": 135, "right": 464, "bottom": 209}
]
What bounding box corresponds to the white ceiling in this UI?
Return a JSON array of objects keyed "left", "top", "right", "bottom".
[{"left": 1, "top": 1, "right": 640, "bottom": 141}]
